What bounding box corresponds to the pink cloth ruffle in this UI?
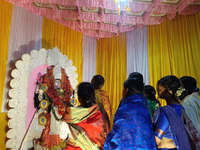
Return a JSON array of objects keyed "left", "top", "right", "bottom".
[{"left": 5, "top": 0, "right": 200, "bottom": 38}]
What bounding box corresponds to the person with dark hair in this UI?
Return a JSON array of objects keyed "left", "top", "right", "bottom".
[
  {"left": 180, "top": 76, "right": 200, "bottom": 134},
  {"left": 77, "top": 82, "right": 96, "bottom": 108},
  {"left": 144, "top": 85, "right": 161, "bottom": 118},
  {"left": 180, "top": 76, "right": 199, "bottom": 95},
  {"left": 62, "top": 82, "right": 110, "bottom": 150},
  {"left": 128, "top": 72, "right": 144, "bottom": 83},
  {"left": 118, "top": 72, "right": 148, "bottom": 108},
  {"left": 91, "top": 75, "right": 112, "bottom": 120},
  {"left": 154, "top": 75, "right": 191, "bottom": 150},
  {"left": 104, "top": 78, "right": 156, "bottom": 149},
  {"left": 91, "top": 75, "right": 105, "bottom": 90}
]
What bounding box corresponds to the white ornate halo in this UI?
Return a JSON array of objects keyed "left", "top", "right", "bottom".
[{"left": 6, "top": 47, "right": 78, "bottom": 150}]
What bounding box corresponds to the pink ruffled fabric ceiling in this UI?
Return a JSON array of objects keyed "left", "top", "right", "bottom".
[{"left": 5, "top": 0, "right": 200, "bottom": 38}]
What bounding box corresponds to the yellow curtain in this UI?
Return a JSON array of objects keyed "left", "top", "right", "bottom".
[
  {"left": 0, "top": 0, "right": 13, "bottom": 149},
  {"left": 0, "top": 0, "right": 13, "bottom": 111},
  {"left": 42, "top": 18, "right": 83, "bottom": 84},
  {"left": 148, "top": 12, "right": 200, "bottom": 106},
  {"left": 96, "top": 33, "right": 127, "bottom": 125}
]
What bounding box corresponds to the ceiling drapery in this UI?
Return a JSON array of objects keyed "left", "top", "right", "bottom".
[{"left": 5, "top": 0, "right": 200, "bottom": 38}]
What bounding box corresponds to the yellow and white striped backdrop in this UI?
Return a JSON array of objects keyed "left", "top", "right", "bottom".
[{"left": 0, "top": 0, "right": 200, "bottom": 149}]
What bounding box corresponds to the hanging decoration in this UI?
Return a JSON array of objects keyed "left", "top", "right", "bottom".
[
  {"left": 115, "top": 0, "right": 130, "bottom": 15},
  {"left": 4, "top": 0, "right": 200, "bottom": 38}
]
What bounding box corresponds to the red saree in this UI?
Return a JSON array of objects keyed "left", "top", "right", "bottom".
[{"left": 62, "top": 104, "right": 110, "bottom": 150}]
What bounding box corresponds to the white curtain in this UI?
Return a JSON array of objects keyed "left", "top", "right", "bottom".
[
  {"left": 82, "top": 35, "right": 97, "bottom": 82},
  {"left": 127, "top": 26, "right": 150, "bottom": 85},
  {"left": 1, "top": 6, "right": 43, "bottom": 112}
]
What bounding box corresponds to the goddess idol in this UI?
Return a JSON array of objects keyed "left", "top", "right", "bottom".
[{"left": 6, "top": 48, "right": 78, "bottom": 150}]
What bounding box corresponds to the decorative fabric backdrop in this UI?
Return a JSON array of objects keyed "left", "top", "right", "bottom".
[
  {"left": 0, "top": 2, "right": 200, "bottom": 149},
  {"left": 4, "top": 0, "right": 200, "bottom": 38},
  {"left": 82, "top": 35, "right": 97, "bottom": 82},
  {"left": 2, "top": 5, "right": 43, "bottom": 112},
  {"left": 0, "top": 0, "right": 13, "bottom": 113},
  {"left": 96, "top": 33, "right": 127, "bottom": 125},
  {"left": 148, "top": 13, "right": 200, "bottom": 106},
  {"left": 0, "top": 1, "right": 13, "bottom": 149},
  {"left": 42, "top": 18, "right": 83, "bottom": 85},
  {"left": 127, "top": 26, "right": 150, "bottom": 85}
]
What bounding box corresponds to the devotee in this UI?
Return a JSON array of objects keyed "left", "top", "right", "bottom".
[
  {"left": 91, "top": 75, "right": 112, "bottom": 120},
  {"left": 154, "top": 75, "right": 191, "bottom": 150},
  {"left": 104, "top": 77, "right": 157, "bottom": 149},
  {"left": 62, "top": 82, "right": 111, "bottom": 150},
  {"left": 144, "top": 85, "right": 161, "bottom": 118},
  {"left": 129, "top": 72, "right": 144, "bottom": 82},
  {"left": 180, "top": 76, "right": 200, "bottom": 133},
  {"left": 118, "top": 72, "right": 148, "bottom": 108},
  {"left": 180, "top": 76, "right": 200, "bottom": 149}
]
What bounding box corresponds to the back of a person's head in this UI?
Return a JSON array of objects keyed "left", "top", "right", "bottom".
[
  {"left": 158, "top": 75, "right": 186, "bottom": 100},
  {"left": 180, "top": 76, "right": 198, "bottom": 95},
  {"left": 128, "top": 72, "right": 144, "bottom": 84},
  {"left": 144, "top": 85, "right": 156, "bottom": 99},
  {"left": 78, "top": 82, "right": 96, "bottom": 108},
  {"left": 124, "top": 77, "right": 144, "bottom": 97},
  {"left": 144, "top": 85, "right": 160, "bottom": 106},
  {"left": 91, "top": 75, "right": 105, "bottom": 89}
]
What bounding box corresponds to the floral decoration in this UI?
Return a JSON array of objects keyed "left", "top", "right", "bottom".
[{"left": 36, "top": 66, "right": 73, "bottom": 116}]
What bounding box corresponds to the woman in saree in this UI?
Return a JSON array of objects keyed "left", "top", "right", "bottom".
[
  {"left": 180, "top": 76, "right": 200, "bottom": 149},
  {"left": 62, "top": 82, "right": 111, "bottom": 150},
  {"left": 104, "top": 77, "right": 157, "bottom": 149},
  {"left": 91, "top": 75, "right": 112, "bottom": 120},
  {"left": 180, "top": 76, "right": 200, "bottom": 133},
  {"left": 154, "top": 75, "right": 191, "bottom": 150},
  {"left": 144, "top": 85, "right": 161, "bottom": 119},
  {"left": 118, "top": 72, "right": 148, "bottom": 109}
]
